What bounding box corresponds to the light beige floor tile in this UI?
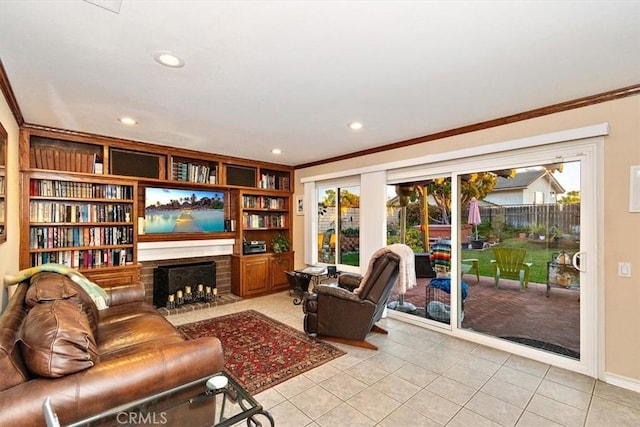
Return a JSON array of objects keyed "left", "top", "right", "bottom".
[
  {"left": 303, "top": 362, "right": 342, "bottom": 384},
  {"left": 455, "top": 353, "right": 503, "bottom": 377},
  {"left": 378, "top": 404, "right": 442, "bottom": 427},
  {"left": 464, "top": 391, "right": 523, "bottom": 426},
  {"left": 425, "top": 375, "right": 477, "bottom": 406},
  {"left": 365, "top": 350, "right": 407, "bottom": 373},
  {"left": 493, "top": 365, "right": 544, "bottom": 392},
  {"left": 481, "top": 377, "right": 534, "bottom": 409},
  {"left": 447, "top": 407, "right": 503, "bottom": 427},
  {"left": 526, "top": 394, "right": 587, "bottom": 427},
  {"left": 405, "top": 389, "right": 462, "bottom": 425},
  {"left": 537, "top": 378, "right": 592, "bottom": 410},
  {"left": 253, "top": 387, "right": 286, "bottom": 411},
  {"left": 444, "top": 362, "right": 493, "bottom": 390},
  {"left": 319, "top": 371, "right": 368, "bottom": 401},
  {"left": 327, "top": 354, "right": 362, "bottom": 371},
  {"left": 593, "top": 381, "right": 640, "bottom": 412},
  {"left": 392, "top": 361, "right": 439, "bottom": 388},
  {"left": 545, "top": 366, "right": 596, "bottom": 394},
  {"left": 346, "top": 388, "right": 402, "bottom": 422},
  {"left": 273, "top": 374, "right": 316, "bottom": 399},
  {"left": 344, "top": 360, "right": 391, "bottom": 385},
  {"left": 471, "top": 344, "right": 511, "bottom": 365},
  {"left": 412, "top": 350, "right": 461, "bottom": 374},
  {"left": 315, "top": 402, "right": 376, "bottom": 427},
  {"left": 505, "top": 354, "right": 550, "bottom": 377},
  {"left": 370, "top": 374, "right": 422, "bottom": 403},
  {"left": 288, "top": 385, "right": 342, "bottom": 420},
  {"left": 267, "top": 400, "right": 313, "bottom": 427},
  {"left": 440, "top": 336, "right": 479, "bottom": 353},
  {"left": 516, "top": 411, "right": 564, "bottom": 427},
  {"left": 585, "top": 395, "right": 640, "bottom": 427}
]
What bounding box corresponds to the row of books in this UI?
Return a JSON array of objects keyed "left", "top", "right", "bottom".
[
  {"left": 30, "top": 226, "right": 134, "bottom": 249},
  {"left": 30, "top": 201, "right": 133, "bottom": 224},
  {"left": 30, "top": 179, "right": 134, "bottom": 200},
  {"left": 259, "top": 173, "right": 290, "bottom": 191},
  {"left": 173, "top": 161, "right": 217, "bottom": 184},
  {"left": 242, "top": 195, "right": 287, "bottom": 210},
  {"left": 0, "top": 176, "right": 5, "bottom": 196},
  {"left": 30, "top": 248, "right": 134, "bottom": 269},
  {"left": 242, "top": 212, "right": 286, "bottom": 229},
  {"left": 30, "top": 146, "right": 101, "bottom": 173}
]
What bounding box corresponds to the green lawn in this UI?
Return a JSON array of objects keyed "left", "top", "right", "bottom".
[
  {"left": 462, "top": 238, "right": 572, "bottom": 284},
  {"left": 337, "top": 238, "right": 573, "bottom": 284}
]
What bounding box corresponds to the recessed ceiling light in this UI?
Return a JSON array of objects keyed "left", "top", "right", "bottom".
[
  {"left": 349, "top": 121, "right": 363, "bottom": 130},
  {"left": 153, "top": 51, "right": 185, "bottom": 68},
  {"left": 271, "top": 148, "right": 282, "bottom": 155},
  {"left": 118, "top": 117, "right": 138, "bottom": 126}
]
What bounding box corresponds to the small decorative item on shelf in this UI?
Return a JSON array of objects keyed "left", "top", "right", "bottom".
[{"left": 271, "top": 233, "right": 291, "bottom": 253}]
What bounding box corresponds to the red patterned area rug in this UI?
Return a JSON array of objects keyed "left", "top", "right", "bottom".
[{"left": 177, "top": 310, "right": 345, "bottom": 394}]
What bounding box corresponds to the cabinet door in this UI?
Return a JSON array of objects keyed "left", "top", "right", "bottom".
[
  {"left": 270, "top": 252, "right": 293, "bottom": 292},
  {"left": 243, "top": 256, "right": 270, "bottom": 296}
]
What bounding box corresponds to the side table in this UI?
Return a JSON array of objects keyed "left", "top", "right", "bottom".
[{"left": 56, "top": 372, "right": 274, "bottom": 427}]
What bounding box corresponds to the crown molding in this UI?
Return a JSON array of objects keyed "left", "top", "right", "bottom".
[{"left": 294, "top": 84, "right": 640, "bottom": 169}]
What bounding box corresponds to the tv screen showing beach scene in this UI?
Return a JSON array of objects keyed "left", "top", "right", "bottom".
[{"left": 144, "top": 187, "right": 225, "bottom": 234}]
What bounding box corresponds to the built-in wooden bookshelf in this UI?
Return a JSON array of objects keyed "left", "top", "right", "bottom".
[
  {"left": 20, "top": 171, "right": 139, "bottom": 284},
  {"left": 18, "top": 125, "right": 294, "bottom": 292}
]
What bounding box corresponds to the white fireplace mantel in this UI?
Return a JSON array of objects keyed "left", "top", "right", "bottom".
[{"left": 138, "top": 239, "right": 235, "bottom": 261}]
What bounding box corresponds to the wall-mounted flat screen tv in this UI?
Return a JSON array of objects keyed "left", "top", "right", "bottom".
[{"left": 145, "top": 187, "right": 225, "bottom": 234}]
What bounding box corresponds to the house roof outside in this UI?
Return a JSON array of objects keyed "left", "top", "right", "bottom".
[{"left": 493, "top": 169, "right": 565, "bottom": 194}]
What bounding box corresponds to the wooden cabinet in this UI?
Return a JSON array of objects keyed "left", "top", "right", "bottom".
[
  {"left": 231, "top": 251, "right": 293, "bottom": 297},
  {"left": 20, "top": 171, "right": 140, "bottom": 282},
  {"left": 233, "top": 189, "right": 292, "bottom": 255}
]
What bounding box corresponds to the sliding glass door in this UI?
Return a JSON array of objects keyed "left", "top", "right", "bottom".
[
  {"left": 384, "top": 139, "right": 598, "bottom": 374},
  {"left": 457, "top": 161, "right": 583, "bottom": 360}
]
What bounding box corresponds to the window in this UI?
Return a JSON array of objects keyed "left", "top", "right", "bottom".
[{"left": 317, "top": 185, "right": 360, "bottom": 267}]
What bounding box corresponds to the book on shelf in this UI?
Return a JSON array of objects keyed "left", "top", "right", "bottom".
[{"left": 30, "top": 147, "right": 99, "bottom": 173}]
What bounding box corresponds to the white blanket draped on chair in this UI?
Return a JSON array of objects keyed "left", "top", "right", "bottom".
[{"left": 355, "top": 243, "right": 416, "bottom": 295}]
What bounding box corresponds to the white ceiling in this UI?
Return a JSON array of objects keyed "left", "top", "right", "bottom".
[{"left": 1, "top": 1, "right": 639, "bottom": 167}]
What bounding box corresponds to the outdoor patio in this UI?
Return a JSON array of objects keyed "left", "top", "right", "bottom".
[{"left": 389, "top": 274, "right": 580, "bottom": 358}]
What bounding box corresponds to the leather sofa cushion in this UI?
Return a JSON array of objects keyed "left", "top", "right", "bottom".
[
  {"left": 0, "top": 284, "right": 31, "bottom": 392},
  {"left": 27, "top": 272, "right": 100, "bottom": 339},
  {"left": 20, "top": 299, "right": 99, "bottom": 378}
]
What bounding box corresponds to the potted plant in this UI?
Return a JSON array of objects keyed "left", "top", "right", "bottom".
[{"left": 271, "top": 233, "right": 291, "bottom": 254}]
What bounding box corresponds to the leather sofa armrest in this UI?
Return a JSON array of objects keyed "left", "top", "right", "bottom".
[
  {"left": 104, "top": 281, "right": 146, "bottom": 306},
  {"left": 0, "top": 337, "right": 224, "bottom": 426}
]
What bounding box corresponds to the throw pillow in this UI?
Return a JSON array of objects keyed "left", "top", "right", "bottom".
[{"left": 20, "top": 299, "right": 99, "bottom": 378}]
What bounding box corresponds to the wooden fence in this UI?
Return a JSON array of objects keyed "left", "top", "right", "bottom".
[{"left": 476, "top": 203, "right": 580, "bottom": 235}]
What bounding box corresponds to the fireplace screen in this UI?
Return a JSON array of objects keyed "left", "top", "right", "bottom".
[{"left": 153, "top": 261, "right": 216, "bottom": 307}]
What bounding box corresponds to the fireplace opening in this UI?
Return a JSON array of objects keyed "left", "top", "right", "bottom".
[{"left": 153, "top": 261, "right": 216, "bottom": 308}]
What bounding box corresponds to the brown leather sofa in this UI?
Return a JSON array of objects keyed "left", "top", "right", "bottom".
[
  {"left": 303, "top": 251, "right": 400, "bottom": 350},
  {"left": 0, "top": 271, "right": 224, "bottom": 426}
]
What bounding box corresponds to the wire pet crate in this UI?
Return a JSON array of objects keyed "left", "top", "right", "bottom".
[{"left": 425, "top": 283, "right": 464, "bottom": 323}]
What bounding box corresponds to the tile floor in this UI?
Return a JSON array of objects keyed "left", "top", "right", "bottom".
[{"left": 166, "top": 291, "right": 640, "bottom": 427}]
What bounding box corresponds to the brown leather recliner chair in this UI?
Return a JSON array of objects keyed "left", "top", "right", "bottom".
[{"left": 302, "top": 252, "right": 400, "bottom": 350}]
